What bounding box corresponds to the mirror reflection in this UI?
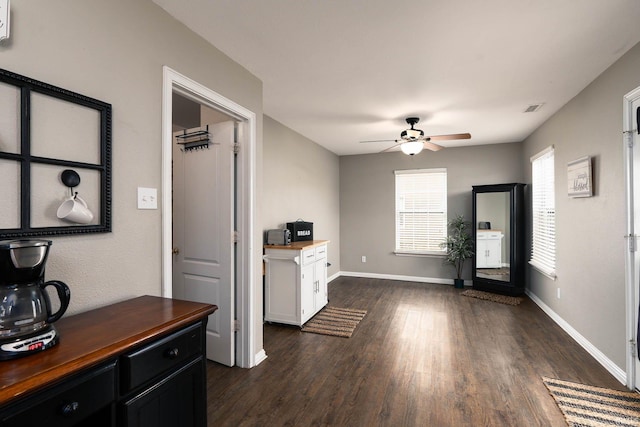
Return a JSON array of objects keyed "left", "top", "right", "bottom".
[{"left": 475, "top": 191, "right": 510, "bottom": 282}]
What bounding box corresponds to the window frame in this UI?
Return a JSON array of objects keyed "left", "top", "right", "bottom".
[
  {"left": 394, "top": 168, "right": 448, "bottom": 256},
  {"left": 529, "top": 146, "right": 556, "bottom": 278}
]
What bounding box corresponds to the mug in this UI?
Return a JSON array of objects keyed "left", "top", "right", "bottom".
[{"left": 56, "top": 195, "right": 94, "bottom": 224}]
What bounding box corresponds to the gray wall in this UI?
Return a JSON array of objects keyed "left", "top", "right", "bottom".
[
  {"left": 263, "top": 116, "right": 340, "bottom": 278},
  {"left": 522, "top": 42, "right": 640, "bottom": 370},
  {"left": 339, "top": 143, "right": 524, "bottom": 279},
  {"left": 2, "top": 0, "right": 263, "bottom": 328}
]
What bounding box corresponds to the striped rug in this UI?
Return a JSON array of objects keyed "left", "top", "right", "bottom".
[
  {"left": 543, "top": 377, "right": 640, "bottom": 426},
  {"left": 461, "top": 289, "right": 523, "bottom": 306},
  {"left": 301, "top": 306, "right": 367, "bottom": 338}
]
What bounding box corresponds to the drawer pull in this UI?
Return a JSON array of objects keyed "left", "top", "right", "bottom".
[
  {"left": 165, "top": 348, "right": 180, "bottom": 359},
  {"left": 60, "top": 401, "right": 80, "bottom": 417}
]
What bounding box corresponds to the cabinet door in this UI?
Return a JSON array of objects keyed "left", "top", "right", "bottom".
[
  {"left": 485, "top": 239, "right": 502, "bottom": 267},
  {"left": 300, "top": 263, "right": 315, "bottom": 324},
  {"left": 476, "top": 239, "right": 488, "bottom": 268},
  {"left": 120, "top": 358, "right": 206, "bottom": 427},
  {"left": 314, "top": 260, "right": 328, "bottom": 310}
]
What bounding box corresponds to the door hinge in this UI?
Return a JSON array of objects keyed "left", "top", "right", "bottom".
[
  {"left": 631, "top": 340, "right": 637, "bottom": 358},
  {"left": 233, "top": 230, "right": 239, "bottom": 243},
  {"left": 624, "top": 131, "right": 634, "bottom": 148},
  {"left": 233, "top": 143, "right": 240, "bottom": 154},
  {"left": 233, "top": 319, "right": 240, "bottom": 332},
  {"left": 627, "top": 234, "right": 636, "bottom": 252}
]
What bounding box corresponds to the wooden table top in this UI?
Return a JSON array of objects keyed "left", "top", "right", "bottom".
[{"left": 0, "top": 295, "right": 217, "bottom": 406}]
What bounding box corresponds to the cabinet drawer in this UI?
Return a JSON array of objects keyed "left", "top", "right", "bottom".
[
  {"left": 477, "top": 232, "right": 503, "bottom": 239},
  {"left": 121, "top": 322, "right": 202, "bottom": 392},
  {"left": 301, "top": 248, "right": 316, "bottom": 265},
  {"left": 315, "top": 245, "right": 327, "bottom": 261},
  {"left": 1, "top": 361, "right": 116, "bottom": 427}
]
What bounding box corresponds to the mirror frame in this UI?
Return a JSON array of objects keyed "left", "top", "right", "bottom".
[
  {"left": 0, "top": 68, "right": 111, "bottom": 238},
  {"left": 471, "top": 183, "right": 526, "bottom": 295}
]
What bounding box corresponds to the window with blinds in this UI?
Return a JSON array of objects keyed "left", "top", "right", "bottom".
[
  {"left": 395, "top": 169, "right": 447, "bottom": 254},
  {"left": 530, "top": 146, "right": 556, "bottom": 278}
]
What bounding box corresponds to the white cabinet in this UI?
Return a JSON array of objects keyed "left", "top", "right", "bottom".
[
  {"left": 263, "top": 241, "right": 329, "bottom": 326},
  {"left": 476, "top": 231, "right": 503, "bottom": 268}
]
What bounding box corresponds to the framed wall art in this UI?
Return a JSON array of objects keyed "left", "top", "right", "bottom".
[{"left": 567, "top": 156, "right": 593, "bottom": 198}]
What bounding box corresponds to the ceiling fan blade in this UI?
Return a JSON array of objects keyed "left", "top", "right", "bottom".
[
  {"left": 360, "top": 139, "right": 396, "bottom": 144},
  {"left": 426, "top": 133, "right": 471, "bottom": 141},
  {"left": 423, "top": 141, "right": 444, "bottom": 152},
  {"left": 380, "top": 142, "right": 402, "bottom": 153}
]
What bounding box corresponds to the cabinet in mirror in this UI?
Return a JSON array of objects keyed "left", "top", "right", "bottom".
[{"left": 472, "top": 183, "right": 525, "bottom": 295}]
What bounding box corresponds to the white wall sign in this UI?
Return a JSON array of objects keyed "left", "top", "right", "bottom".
[{"left": 568, "top": 156, "right": 593, "bottom": 197}]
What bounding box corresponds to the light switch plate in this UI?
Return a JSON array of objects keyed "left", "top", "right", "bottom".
[{"left": 137, "top": 187, "right": 157, "bottom": 209}]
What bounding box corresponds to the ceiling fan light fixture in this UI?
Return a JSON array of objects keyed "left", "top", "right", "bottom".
[
  {"left": 401, "top": 140, "right": 424, "bottom": 155},
  {"left": 401, "top": 128, "right": 424, "bottom": 140}
]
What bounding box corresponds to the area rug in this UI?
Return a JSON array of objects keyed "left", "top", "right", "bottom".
[
  {"left": 461, "top": 289, "right": 523, "bottom": 306},
  {"left": 477, "top": 268, "right": 510, "bottom": 276},
  {"left": 301, "top": 306, "right": 367, "bottom": 338},
  {"left": 542, "top": 376, "right": 640, "bottom": 426}
]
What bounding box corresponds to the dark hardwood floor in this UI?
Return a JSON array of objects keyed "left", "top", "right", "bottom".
[{"left": 206, "top": 276, "right": 625, "bottom": 426}]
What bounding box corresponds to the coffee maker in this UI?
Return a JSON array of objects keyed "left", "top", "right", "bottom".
[{"left": 0, "top": 239, "right": 70, "bottom": 360}]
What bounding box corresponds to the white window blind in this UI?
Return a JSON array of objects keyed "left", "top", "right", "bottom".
[
  {"left": 395, "top": 169, "right": 447, "bottom": 254},
  {"left": 530, "top": 147, "right": 556, "bottom": 278}
]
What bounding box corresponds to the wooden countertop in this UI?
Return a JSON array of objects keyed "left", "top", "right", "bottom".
[
  {"left": 264, "top": 239, "right": 330, "bottom": 250},
  {"left": 0, "top": 295, "right": 217, "bottom": 406}
]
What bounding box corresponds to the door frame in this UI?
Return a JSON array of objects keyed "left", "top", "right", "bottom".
[
  {"left": 161, "top": 66, "right": 262, "bottom": 368},
  {"left": 623, "top": 85, "right": 640, "bottom": 389}
]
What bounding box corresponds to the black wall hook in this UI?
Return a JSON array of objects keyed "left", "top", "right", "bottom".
[
  {"left": 61, "top": 169, "right": 81, "bottom": 197},
  {"left": 61, "top": 169, "right": 80, "bottom": 188}
]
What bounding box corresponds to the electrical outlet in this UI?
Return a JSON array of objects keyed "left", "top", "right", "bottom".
[
  {"left": 557, "top": 288, "right": 561, "bottom": 299},
  {"left": 361, "top": 256, "right": 366, "bottom": 263}
]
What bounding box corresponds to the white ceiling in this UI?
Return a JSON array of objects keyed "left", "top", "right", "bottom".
[{"left": 154, "top": 0, "right": 640, "bottom": 156}]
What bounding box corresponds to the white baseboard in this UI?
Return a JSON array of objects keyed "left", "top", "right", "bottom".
[
  {"left": 253, "top": 349, "right": 268, "bottom": 367},
  {"left": 525, "top": 289, "right": 626, "bottom": 385},
  {"left": 328, "top": 271, "right": 341, "bottom": 283}
]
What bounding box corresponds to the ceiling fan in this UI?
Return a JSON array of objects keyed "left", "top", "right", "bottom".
[{"left": 361, "top": 117, "right": 471, "bottom": 155}]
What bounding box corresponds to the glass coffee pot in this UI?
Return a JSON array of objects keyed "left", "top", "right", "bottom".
[{"left": 0, "top": 239, "right": 70, "bottom": 359}]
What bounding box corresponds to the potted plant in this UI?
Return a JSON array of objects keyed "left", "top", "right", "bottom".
[{"left": 440, "top": 214, "right": 474, "bottom": 289}]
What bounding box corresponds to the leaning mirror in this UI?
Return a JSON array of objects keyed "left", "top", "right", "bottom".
[
  {"left": 0, "top": 69, "right": 111, "bottom": 238},
  {"left": 472, "top": 183, "right": 525, "bottom": 296}
]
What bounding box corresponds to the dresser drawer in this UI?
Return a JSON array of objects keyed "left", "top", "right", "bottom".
[
  {"left": 120, "top": 322, "right": 202, "bottom": 392},
  {"left": 2, "top": 361, "right": 116, "bottom": 427},
  {"left": 477, "top": 231, "right": 503, "bottom": 239},
  {"left": 301, "top": 248, "right": 316, "bottom": 265},
  {"left": 315, "top": 245, "right": 327, "bottom": 261}
]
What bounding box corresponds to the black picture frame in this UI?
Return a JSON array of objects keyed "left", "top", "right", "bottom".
[{"left": 0, "top": 68, "right": 111, "bottom": 238}]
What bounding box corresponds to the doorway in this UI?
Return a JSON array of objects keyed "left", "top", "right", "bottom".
[
  {"left": 172, "top": 118, "right": 236, "bottom": 366},
  {"left": 624, "top": 85, "right": 640, "bottom": 390},
  {"left": 161, "top": 66, "right": 264, "bottom": 368}
]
